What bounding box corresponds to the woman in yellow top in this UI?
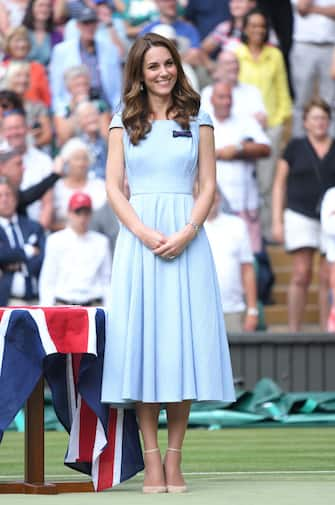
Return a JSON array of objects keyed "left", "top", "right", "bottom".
[{"left": 234, "top": 7, "right": 292, "bottom": 242}]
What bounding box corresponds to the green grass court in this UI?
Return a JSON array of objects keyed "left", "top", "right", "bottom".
[{"left": 1, "top": 427, "right": 335, "bottom": 504}]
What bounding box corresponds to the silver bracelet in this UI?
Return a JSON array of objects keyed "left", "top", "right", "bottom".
[
  {"left": 187, "top": 221, "right": 200, "bottom": 234},
  {"left": 246, "top": 307, "right": 258, "bottom": 316}
]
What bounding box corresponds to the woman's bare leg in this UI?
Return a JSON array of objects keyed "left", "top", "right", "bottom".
[
  {"left": 288, "top": 248, "right": 314, "bottom": 331},
  {"left": 136, "top": 402, "right": 165, "bottom": 489},
  {"left": 164, "top": 400, "right": 191, "bottom": 488},
  {"left": 319, "top": 255, "right": 330, "bottom": 331}
]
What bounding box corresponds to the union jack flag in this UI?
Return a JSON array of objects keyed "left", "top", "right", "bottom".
[{"left": 0, "top": 306, "right": 144, "bottom": 491}]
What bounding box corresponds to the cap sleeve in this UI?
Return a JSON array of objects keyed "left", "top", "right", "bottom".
[
  {"left": 109, "top": 112, "right": 123, "bottom": 130},
  {"left": 197, "top": 108, "right": 214, "bottom": 128}
]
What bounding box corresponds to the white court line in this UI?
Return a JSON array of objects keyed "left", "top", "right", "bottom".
[{"left": 1, "top": 470, "right": 335, "bottom": 480}]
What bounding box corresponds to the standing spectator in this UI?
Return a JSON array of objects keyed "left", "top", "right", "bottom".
[
  {"left": 272, "top": 99, "right": 335, "bottom": 332},
  {"left": 76, "top": 100, "right": 107, "bottom": 179},
  {"left": 39, "top": 191, "right": 111, "bottom": 306},
  {"left": 201, "top": 50, "right": 267, "bottom": 127},
  {"left": 184, "top": 0, "right": 231, "bottom": 41},
  {"left": 22, "top": 0, "right": 63, "bottom": 66},
  {"left": 211, "top": 81, "right": 270, "bottom": 253},
  {"left": 205, "top": 186, "right": 258, "bottom": 333},
  {"left": 2, "top": 61, "right": 52, "bottom": 149},
  {"left": 235, "top": 7, "right": 292, "bottom": 241},
  {"left": 51, "top": 137, "right": 106, "bottom": 230},
  {"left": 291, "top": 0, "right": 335, "bottom": 136},
  {"left": 202, "top": 0, "right": 256, "bottom": 55},
  {"left": 140, "top": 0, "right": 202, "bottom": 67},
  {"left": 53, "top": 64, "right": 111, "bottom": 146},
  {"left": 1, "top": 26, "right": 51, "bottom": 107},
  {"left": 321, "top": 185, "right": 335, "bottom": 330},
  {"left": 49, "top": 6, "right": 122, "bottom": 113},
  {"left": 0, "top": 176, "right": 45, "bottom": 306},
  {"left": 1, "top": 109, "right": 53, "bottom": 229},
  {"left": 257, "top": 0, "right": 293, "bottom": 95}
]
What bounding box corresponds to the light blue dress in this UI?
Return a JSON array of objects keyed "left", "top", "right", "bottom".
[{"left": 101, "top": 110, "right": 235, "bottom": 405}]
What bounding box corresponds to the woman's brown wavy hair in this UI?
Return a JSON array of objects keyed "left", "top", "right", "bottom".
[{"left": 122, "top": 33, "right": 200, "bottom": 145}]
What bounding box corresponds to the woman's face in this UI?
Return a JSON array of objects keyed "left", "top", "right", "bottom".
[
  {"left": 32, "top": 0, "right": 52, "bottom": 23},
  {"left": 244, "top": 13, "right": 267, "bottom": 47},
  {"left": 68, "top": 149, "right": 90, "bottom": 177},
  {"left": 8, "top": 35, "right": 30, "bottom": 59},
  {"left": 229, "top": 0, "right": 255, "bottom": 19},
  {"left": 304, "top": 106, "right": 330, "bottom": 139},
  {"left": 10, "top": 69, "right": 30, "bottom": 95},
  {"left": 142, "top": 45, "right": 178, "bottom": 99}
]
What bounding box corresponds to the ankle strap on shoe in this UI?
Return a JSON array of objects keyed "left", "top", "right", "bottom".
[
  {"left": 143, "top": 447, "right": 160, "bottom": 454},
  {"left": 167, "top": 447, "right": 182, "bottom": 452}
]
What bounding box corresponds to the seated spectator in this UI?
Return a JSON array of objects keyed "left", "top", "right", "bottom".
[
  {"left": 272, "top": 98, "right": 335, "bottom": 332},
  {"left": 184, "top": 0, "right": 231, "bottom": 41},
  {"left": 0, "top": 142, "right": 64, "bottom": 215},
  {"left": 54, "top": 0, "right": 126, "bottom": 23},
  {"left": 39, "top": 191, "right": 111, "bottom": 306},
  {"left": 22, "top": 0, "right": 63, "bottom": 66},
  {"left": 0, "top": 0, "right": 29, "bottom": 36},
  {"left": 205, "top": 186, "right": 258, "bottom": 333},
  {"left": 234, "top": 7, "right": 292, "bottom": 241},
  {"left": 89, "top": 201, "right": 119, "bottom": 259},
  {"left": 2, "top": 61, "right": 52, "bottom": 149},
  {"left": 140, "top": 0, "right": 203, "bottom": 67},
  {"left": 76, "top": 101, "right": 107, "bottom": 179},
  {"left": 211, "top": 81, "right": 270, "bottom": 253},
  {"left": 53, "top": 64, "right": 111, "bottom": 146},
  {"left": 49, "top": 6, "right": 122, "bottom": 114},
  {"left": 1, "top": 26, "right": 51, "bottom": 107},
  {"left": 201, "top": 50, "right": 267, "bottom": 127},
  {"left": 0, "top": 89, "right": 25, "bottom": 119},
  {"left": 0, "top": 176, "right": 45, "bottom": 306},
  {"left": 123, "top": 0, "right": 160, "bottom": 40},
  {"left": 64, "top": 0, "right": 127, "bottom": 59},
  {"left": 321, "top": 185, "right": 335, "bottom": 330},
  {"left": 291, "top": 0, "right": 335, "bottom": 136},
  {"left": 202, "top": 0, "right": 256, "bottom": 55},
  {"left": 51, "top": 138, "right": 106, "bottom": 230},
  {"left": 1, "top": 109, "right": 53, "bottom": 228}
]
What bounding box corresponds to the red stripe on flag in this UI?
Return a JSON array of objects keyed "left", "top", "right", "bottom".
[
  {"left": 43, "top": 307, "right": 89, "bottom": 353},
  {"left": 97, "top": 409, "right": 118, "bottom": 491},
  {"left": 77, "top": 399, "right": 97, "bottom": 462}
]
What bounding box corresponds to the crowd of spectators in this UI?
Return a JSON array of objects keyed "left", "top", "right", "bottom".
[{"left": 0, "top": 0, "right": 335, "bottom": 332}]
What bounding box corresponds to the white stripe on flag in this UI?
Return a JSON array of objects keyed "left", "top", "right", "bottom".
[
  {"left": 91, "top": 418, "right": 108, "bottom": 490},
  {"left": 66, "top": 355, "right": 77, "bottom": 425},
  {"left": 28, "top": 309, "right": 57, "bottom": 355},
  {"left": 65, "top": 395, "right": 81, "bottom": 463},
  {"left": 87, "top": 308, "right": 98, "bottom": 355},
  {"left": 0, "top": 309, "right": 12, "bottom": 374},
  {"left": 112, "top": 409, "right": 124, "bottom": 486}
]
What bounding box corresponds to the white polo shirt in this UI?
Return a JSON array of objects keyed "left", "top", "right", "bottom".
[
  {"left": 205, "top": 213, "right": 254, "bottom": 313},
  {"left": 212, "top": 114, "right": 270, "bottom": 212},
  {"left": 292, "top": 0, "right": 335, "bottom": 44},
  {"left": 321, "top": 187, "right": 335, "bottom": 262}
]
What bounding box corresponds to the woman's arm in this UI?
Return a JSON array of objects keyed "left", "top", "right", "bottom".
[
  {"left": 154, "top": 125, "right": 216, "bottom": 259},
  {"left": 272, "top": 158, "right": 289, "bottom": 243},
  {"left": 106, "top": 128, "right": 167, "bottom": 250}
]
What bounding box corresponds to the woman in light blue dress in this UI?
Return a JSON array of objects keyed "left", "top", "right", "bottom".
[{"left": 101, "top": 33, "right": 235, "bottom": 494}]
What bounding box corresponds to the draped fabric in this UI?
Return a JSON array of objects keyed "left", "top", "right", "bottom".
[{"left": 0, "top": 306, "right": 143, "bottom": 491}]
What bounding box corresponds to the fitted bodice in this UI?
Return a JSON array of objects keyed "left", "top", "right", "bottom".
[{"left": 109, "top": 110, "right": 213, "bottom": 195}]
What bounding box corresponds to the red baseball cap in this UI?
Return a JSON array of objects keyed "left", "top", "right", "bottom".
[{"left": 68, "top": 192, "right": 92, "bottom": 211}]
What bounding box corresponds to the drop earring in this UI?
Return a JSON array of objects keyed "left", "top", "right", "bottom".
[{"left": 140, "top": 82, "right": 144, "bottom": 91}]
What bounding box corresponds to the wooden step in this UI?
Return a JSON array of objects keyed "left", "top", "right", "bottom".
[
  {"left": 267, "top": 246, "right": 321, "bottom": 270},
  {"left": 274, "top": 267, "right": 319, "bottom": 285},
  {"left": 272, "top": 285, "right": 319, "bottom": 304},
  {"left": 264, "top": 304, "right": 319, "bottom": 325}
]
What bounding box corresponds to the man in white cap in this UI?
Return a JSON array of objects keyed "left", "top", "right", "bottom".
[{"left": 39, "top": 191, "right": 111, "bottom": 306}]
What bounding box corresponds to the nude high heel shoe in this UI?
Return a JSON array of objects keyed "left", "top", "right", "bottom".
[
  {"left": 142, "top": 448, "right": 167, "bottom": 494},
  {"left": 165, "top": 448, "right": 187, "bottom": 493}
]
